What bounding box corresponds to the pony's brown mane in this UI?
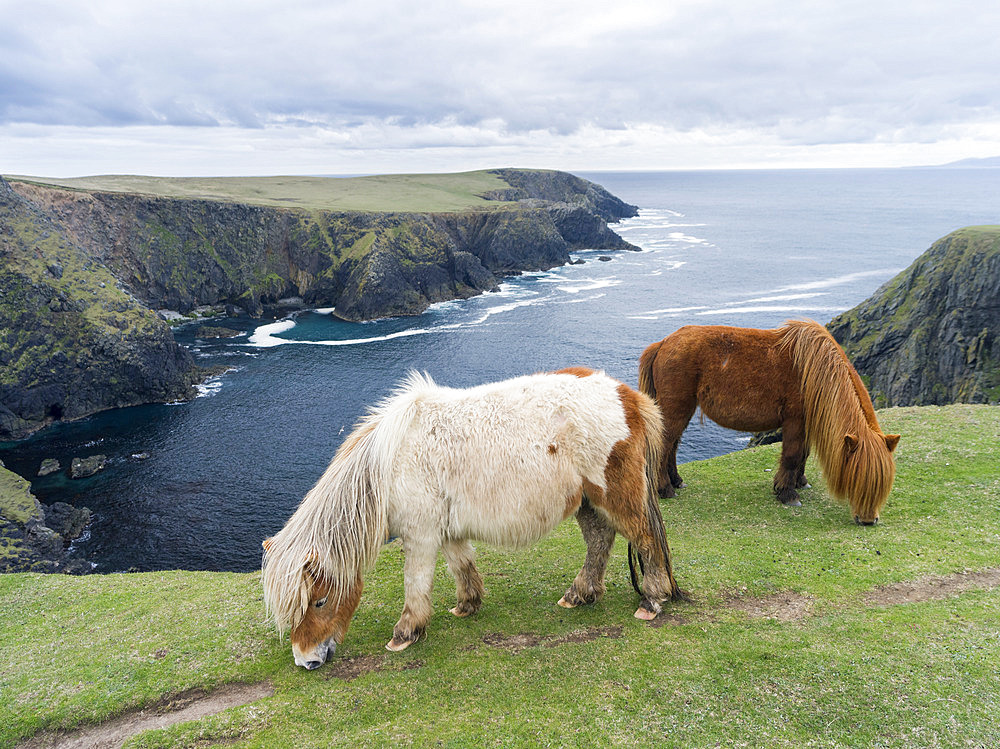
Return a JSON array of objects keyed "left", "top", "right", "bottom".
[{"left": 777, "top": 320, "right": 895, "bottom": 519}]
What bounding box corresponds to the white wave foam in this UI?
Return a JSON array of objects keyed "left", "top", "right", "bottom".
[
  {"left": 312, "top": 307, "right": 337, "bottom": 315},
  {"left": 695, "top": 305, "right": 842, "bottom": 316},
  {"left": 196, "top": 380, "right": 224, "bottom": 397},
  {"left": 641, "top": 304, "right": 712, "bottom": 315},
  {"left": 248, "top": 319, "right": 297, "bottom": 347},
  {"left": 736, "top": 292, "right": 828, "bottom": 304},
  {"left": 757, "top": 269, "right": 897, "bottom": 295},
  {"left": 666, "top": 231, "right": 711, "bottom": 245},
  {"left": 556, "top": 278, "right": 621, "bottom": 294}
]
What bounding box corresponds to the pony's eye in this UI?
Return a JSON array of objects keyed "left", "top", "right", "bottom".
[{"left": 315, "top": 597, "right": 328, "bottom": 609}]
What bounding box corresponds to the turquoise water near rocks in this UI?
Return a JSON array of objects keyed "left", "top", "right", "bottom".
[{"left": 3, "top": 167, "right": 998, "bottom": 572}]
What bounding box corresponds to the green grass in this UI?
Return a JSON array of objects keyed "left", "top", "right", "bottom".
[
  {"left": 4, "top": 172, "right": 517, "bottom": 213},
  {"left": 1, "top": 404, "right": 999, "bottom": 747}
]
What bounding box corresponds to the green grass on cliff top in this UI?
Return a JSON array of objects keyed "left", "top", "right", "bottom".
[
  {"left": 4, "top": 171, "right": 519, "bottom": 212},
  {"left": 1, "top": 404, "right": 999, "bottom": 748}
]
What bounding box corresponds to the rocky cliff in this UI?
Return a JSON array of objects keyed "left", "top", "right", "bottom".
[
  {"left": 828, "top": 226, "right": 1000, "bottom": 407},
  {"left": 1, "top": 170, "right": 637, "bottom": 438},
  {"left": 0, "top": 177, "right": 201, "bottom": 440},
  {"left": 0, "top": 463, "right": 91, "bottom": 573}
]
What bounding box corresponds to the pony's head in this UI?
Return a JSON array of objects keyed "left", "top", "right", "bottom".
[
  {"left": 839, "top": 430, "right": 900, "bottom": 525},
  {"left": 262, "top": 537, "right": 364, "bottom": 669}
]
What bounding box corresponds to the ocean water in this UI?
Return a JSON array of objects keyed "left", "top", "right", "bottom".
[{"left": 3, "top": 168, "right": 998, "bottom": 572}]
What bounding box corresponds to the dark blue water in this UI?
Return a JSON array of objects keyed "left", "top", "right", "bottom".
[{"left": 3, "top": 168, "right": 998, "bottom": 572}]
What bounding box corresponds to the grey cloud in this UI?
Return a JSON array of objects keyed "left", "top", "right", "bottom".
[{"left": 1, "top": 0, "right": 999, "bottom": 148}]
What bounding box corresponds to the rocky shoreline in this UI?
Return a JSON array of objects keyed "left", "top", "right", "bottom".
[
  {"left": 0, "top": 463, "right": 93, "bottom": 573},
  {"left": 1, "top": 169, "right": 638, "bottom": 441}
]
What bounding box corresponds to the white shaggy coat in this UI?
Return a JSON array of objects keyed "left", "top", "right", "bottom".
[{"left": 262, "top": 370, "right": 632, "bottom": 635}]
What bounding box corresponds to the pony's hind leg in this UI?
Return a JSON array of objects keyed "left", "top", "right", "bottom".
[
  {"left": 657, "top": 404, "right": 696, "bottom": 498},
  {"left": 587, "top": 481, "right": 681, "bottom": 619},
  {"left": 387, "top": 538, "right": 438, "bottom": 652},
  {"left": 559, "top": 497, "right": 616, "bottom": 608},
  {"left": 627, "top": 530, "right": 682, "bottom": 619},
  {"left": 443, "top": 539, "right": 484, "bottom": 618}
]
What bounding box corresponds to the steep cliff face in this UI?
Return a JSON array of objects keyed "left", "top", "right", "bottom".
[
  {"left": 0, "top": 177, "right": 200, "bottom": 440},
  {"left": 1, "top": 170, "right": 638, "bottom": 436},
  {"left": 828, "top": 226, "right": 1000, "bottom": 407},
  {"left": 9, "top": 170, "right": 637, "bottom": 323}
]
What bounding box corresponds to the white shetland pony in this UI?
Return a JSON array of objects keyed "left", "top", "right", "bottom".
[{"left": 262, "top": 368, "right": 682, "bottom": 669}]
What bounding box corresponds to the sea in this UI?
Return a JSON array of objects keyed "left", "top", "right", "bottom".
[{"left": 3, "top": 168, "right": 998, "bottom": 573}]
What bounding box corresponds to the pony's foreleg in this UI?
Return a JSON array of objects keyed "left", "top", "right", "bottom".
[
  {"left": 795, "top": 444, "right": 812, "bottom": 489},
  {"left": 443, "top": 539, "right": 484, "bottom": 618},
  {"left": 387, "top": 539, "right": 438, "bottom": 652},
  {"left": 559, "top": 498, "right": 616, "bottom": 608},
  {"left": 775, "top": 417, "right": 807, "bottom": 506}
]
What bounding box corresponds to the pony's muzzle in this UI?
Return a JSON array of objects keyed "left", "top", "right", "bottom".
[
  {"left": 293, "top": 638, "right": 336, "bottom": 669},
  {"left": 854, "top": 515, "right": 879, "bottom": 526}
]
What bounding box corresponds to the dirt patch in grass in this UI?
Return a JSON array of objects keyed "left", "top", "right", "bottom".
[
  {"left": 727, "top": 567, "right": 1000, "bottom": 623},
  {"left": 648, "top": 611, "right": 694, "bottom": 628},
  {"left": 482, "top": 625, "right": 623, "bottom": 654},
  {"left": 726, "top": 591, "right": 815, "bottom": 622},
  {"left": 18, "top": 681, "right": 273, "bottom": 749},
  {"left": 324, "top": 654, "right": 425, "bottom": 681},
  {"left": 862, "top": 567, "right": 1000, "bottom": 606}
]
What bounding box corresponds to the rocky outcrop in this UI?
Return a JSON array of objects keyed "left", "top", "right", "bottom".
[
  {"left": 2, "top": 169, "right": 637, "bottom": 437},
  {"left": 484, "top": 168, "right": 638, "bottom": 222},
  {"left": 70, "top": 455, "right": 108, "bottom": 479},
  {"left": 0, "top": 464, "right": 91, "bottom": 573},
  {"left": 828, "top": 226, "right": 1000, "bottom": 407},
  {"left": 0, "top": 177, "right": 201, "bottom": 440}
]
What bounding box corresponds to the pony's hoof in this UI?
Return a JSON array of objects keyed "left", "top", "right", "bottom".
[
  {"left": 557, "top": 596, "right": 577, "bottom": 609},
  {"left": 449, "top": 606, "right": 471, "bottom": 618},
  {"left": 782, "top": 499, "right": 802, "bottom": 507},
  {"left": 386, "top": 637, "right": 415, "bottom": 652},
  {"left": 634, "top": 607, "right": 658, "bottom": 621}
]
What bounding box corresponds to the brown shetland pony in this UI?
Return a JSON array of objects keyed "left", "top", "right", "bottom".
[
  {"left": 638, "top": 320, "right": 900, "bottom": 524},
  {"left": 262, "top": 368, "right": 682, "bottom": 669}
]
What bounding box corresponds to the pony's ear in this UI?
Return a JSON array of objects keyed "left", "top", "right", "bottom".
[
  {"left": 844, "top": 433, "right": 860, "bottom": 454},
  {"left": 262, "top": 536, "right": 273, "bottom": 552},
  {"left": 884, "top": 434, "right": 900, "bottom": 453},
  {"left": 302, "top": 551, "right": 322, "bottom": 583}
]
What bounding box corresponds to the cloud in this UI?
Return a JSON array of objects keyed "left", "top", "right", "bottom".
[{"left": 2, "top": 0, "right": 1000, "bottom": 172}]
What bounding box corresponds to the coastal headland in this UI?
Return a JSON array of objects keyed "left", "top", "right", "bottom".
[{"left": 0, "top": 168, "right": 637, "bottom": 440}]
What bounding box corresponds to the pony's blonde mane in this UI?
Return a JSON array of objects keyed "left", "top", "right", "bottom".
[
  {"left": 778, "top": 320, "right": 896, "bottom": 519},
  {"left": 261, "top": 372, "right": 431, "bottom": 635}
]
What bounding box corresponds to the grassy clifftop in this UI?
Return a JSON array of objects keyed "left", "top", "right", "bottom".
[
  {"left": 7, "top": 171, "right": 516, "bottom": 213},
  {"left": 5, "top": 169, "right": 637, "bottom": 217},
  {"left": 2, "top": 404, "right": 998, "bottom": 747}
]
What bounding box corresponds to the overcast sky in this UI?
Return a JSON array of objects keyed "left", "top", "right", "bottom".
[{"left": 2, "top": 0, "right": 999, "bottom": 176}]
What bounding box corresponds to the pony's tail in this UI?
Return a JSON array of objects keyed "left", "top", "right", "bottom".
[
  {"left": 630, "top": 391, "right": 682, "bottom": 600},
  {"left": 638, "top": 339, "right": 662, "bottom": 401}
]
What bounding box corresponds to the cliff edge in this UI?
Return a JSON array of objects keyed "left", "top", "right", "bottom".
[
  {"left": 1, "top": 169, "right": 638, "bottom": 438},
  {"left": 828, "top": 226, "right": 1000, "bottom": 407}
]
